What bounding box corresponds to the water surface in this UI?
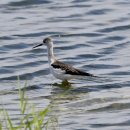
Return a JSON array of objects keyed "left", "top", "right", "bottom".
[{"left": 0, "top": 0, "right": 130, "bottom": 129}]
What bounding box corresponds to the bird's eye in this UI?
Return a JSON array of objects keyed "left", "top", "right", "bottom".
[
  {"left": 43, "top": 38, "right": 51, "bottom": 43},
  {"left": 43, "top": 39, "right": 46, "bottom": 43}
]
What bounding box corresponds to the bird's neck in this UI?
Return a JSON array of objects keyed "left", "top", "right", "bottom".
[{"left": 47, "top": 45, "right": 56, "bottom": 64}]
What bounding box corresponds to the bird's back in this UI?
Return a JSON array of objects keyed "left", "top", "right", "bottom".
[{"left": 51, "top": 60, "right": 93, "bottom": 76}]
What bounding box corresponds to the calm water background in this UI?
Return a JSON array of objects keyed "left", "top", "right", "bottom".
[{"left": 0, "top": 0, "right": 130, "bottom": 129}]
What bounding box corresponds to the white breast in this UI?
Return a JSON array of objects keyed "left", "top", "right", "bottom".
[{"left": 49, "top": 66, "right": 74, "bottom": 80}]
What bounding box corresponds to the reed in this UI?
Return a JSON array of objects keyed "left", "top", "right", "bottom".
[{"left": 0, "top": 77, "right": 49, "bottom": 130}]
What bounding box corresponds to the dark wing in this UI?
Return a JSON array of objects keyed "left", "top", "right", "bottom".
[{"left": 51, "top": 60, "right": 94, "bottom": 76}]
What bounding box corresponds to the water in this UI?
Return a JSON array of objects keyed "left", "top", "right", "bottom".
[{"left": 0, "top": 0, "right": 130, "bottom": 129}]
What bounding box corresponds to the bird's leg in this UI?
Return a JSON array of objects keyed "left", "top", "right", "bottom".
[
  {"left": 62, "top": 80, "right": 71, "bottom": 86},
  {"left": 53, "top": 80, "right": 72, "bottom": 89}
]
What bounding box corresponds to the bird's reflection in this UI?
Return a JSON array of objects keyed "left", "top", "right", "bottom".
[
  {"left": 45, "top": 80, "right": 91, "bottom": 129},
  {"left": 52, "top": 80, "right": 74, "bottom": 90}
]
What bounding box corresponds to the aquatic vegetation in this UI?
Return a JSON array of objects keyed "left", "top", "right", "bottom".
[{"left": 0, "top": 78, "right": 50, "bottom": 130}]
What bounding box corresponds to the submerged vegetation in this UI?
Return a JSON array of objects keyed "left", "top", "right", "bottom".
[
  {"left": 0, "top": 78, "right": 50, "bottom": 130},
  {"left": 0, "top": 77, "right": 72, "bottom": 130}
]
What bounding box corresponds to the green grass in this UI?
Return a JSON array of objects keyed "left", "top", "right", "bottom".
[{"left": 0, "top": 77, "right": 50, "bottom": 130}]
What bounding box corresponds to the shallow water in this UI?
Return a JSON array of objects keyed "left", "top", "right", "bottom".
[{"left": 0, "top": 0, "right": 130, "bottom": 129}]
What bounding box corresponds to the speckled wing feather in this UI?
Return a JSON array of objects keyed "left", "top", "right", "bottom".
[{"left": 51, "top": 60, "right": 94, "bottom": 76}]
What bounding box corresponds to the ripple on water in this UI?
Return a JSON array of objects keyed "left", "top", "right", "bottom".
[
  {"left": 8, "top": 0, "right": 51, "bottom": 7},
  {"left": 0, "top": 0, "right": 130, "bottom": 129},
  {"left": 97, "top": 24, "right": 130, "bottom": 33},
  {"left": 87, "top": 8, "right": 113, "bottom": 15}
]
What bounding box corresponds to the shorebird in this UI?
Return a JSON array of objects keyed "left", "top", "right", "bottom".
[{"left": 33, "top": 37, "right": 95, "bottom": 85}]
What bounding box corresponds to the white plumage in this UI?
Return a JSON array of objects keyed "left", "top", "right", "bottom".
[{"left": 33, "top": 37, "right": 94, "bottom": 82}]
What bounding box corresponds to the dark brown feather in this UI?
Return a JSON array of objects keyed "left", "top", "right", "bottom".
[{"left": 51, "top": 60, "right": 94, "bottom": 76}]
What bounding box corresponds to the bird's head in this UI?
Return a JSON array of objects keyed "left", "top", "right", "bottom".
[{"left": 33, "top": 37, "right": 53, "bottom": 49}]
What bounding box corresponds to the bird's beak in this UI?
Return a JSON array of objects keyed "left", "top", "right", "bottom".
[{"left": 33, "top": 43, "right": 43, "bottom": 49}]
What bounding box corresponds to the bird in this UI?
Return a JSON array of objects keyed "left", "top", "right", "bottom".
[{"left": 33, "top": 37, "right": 95, "bottom": 85}]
